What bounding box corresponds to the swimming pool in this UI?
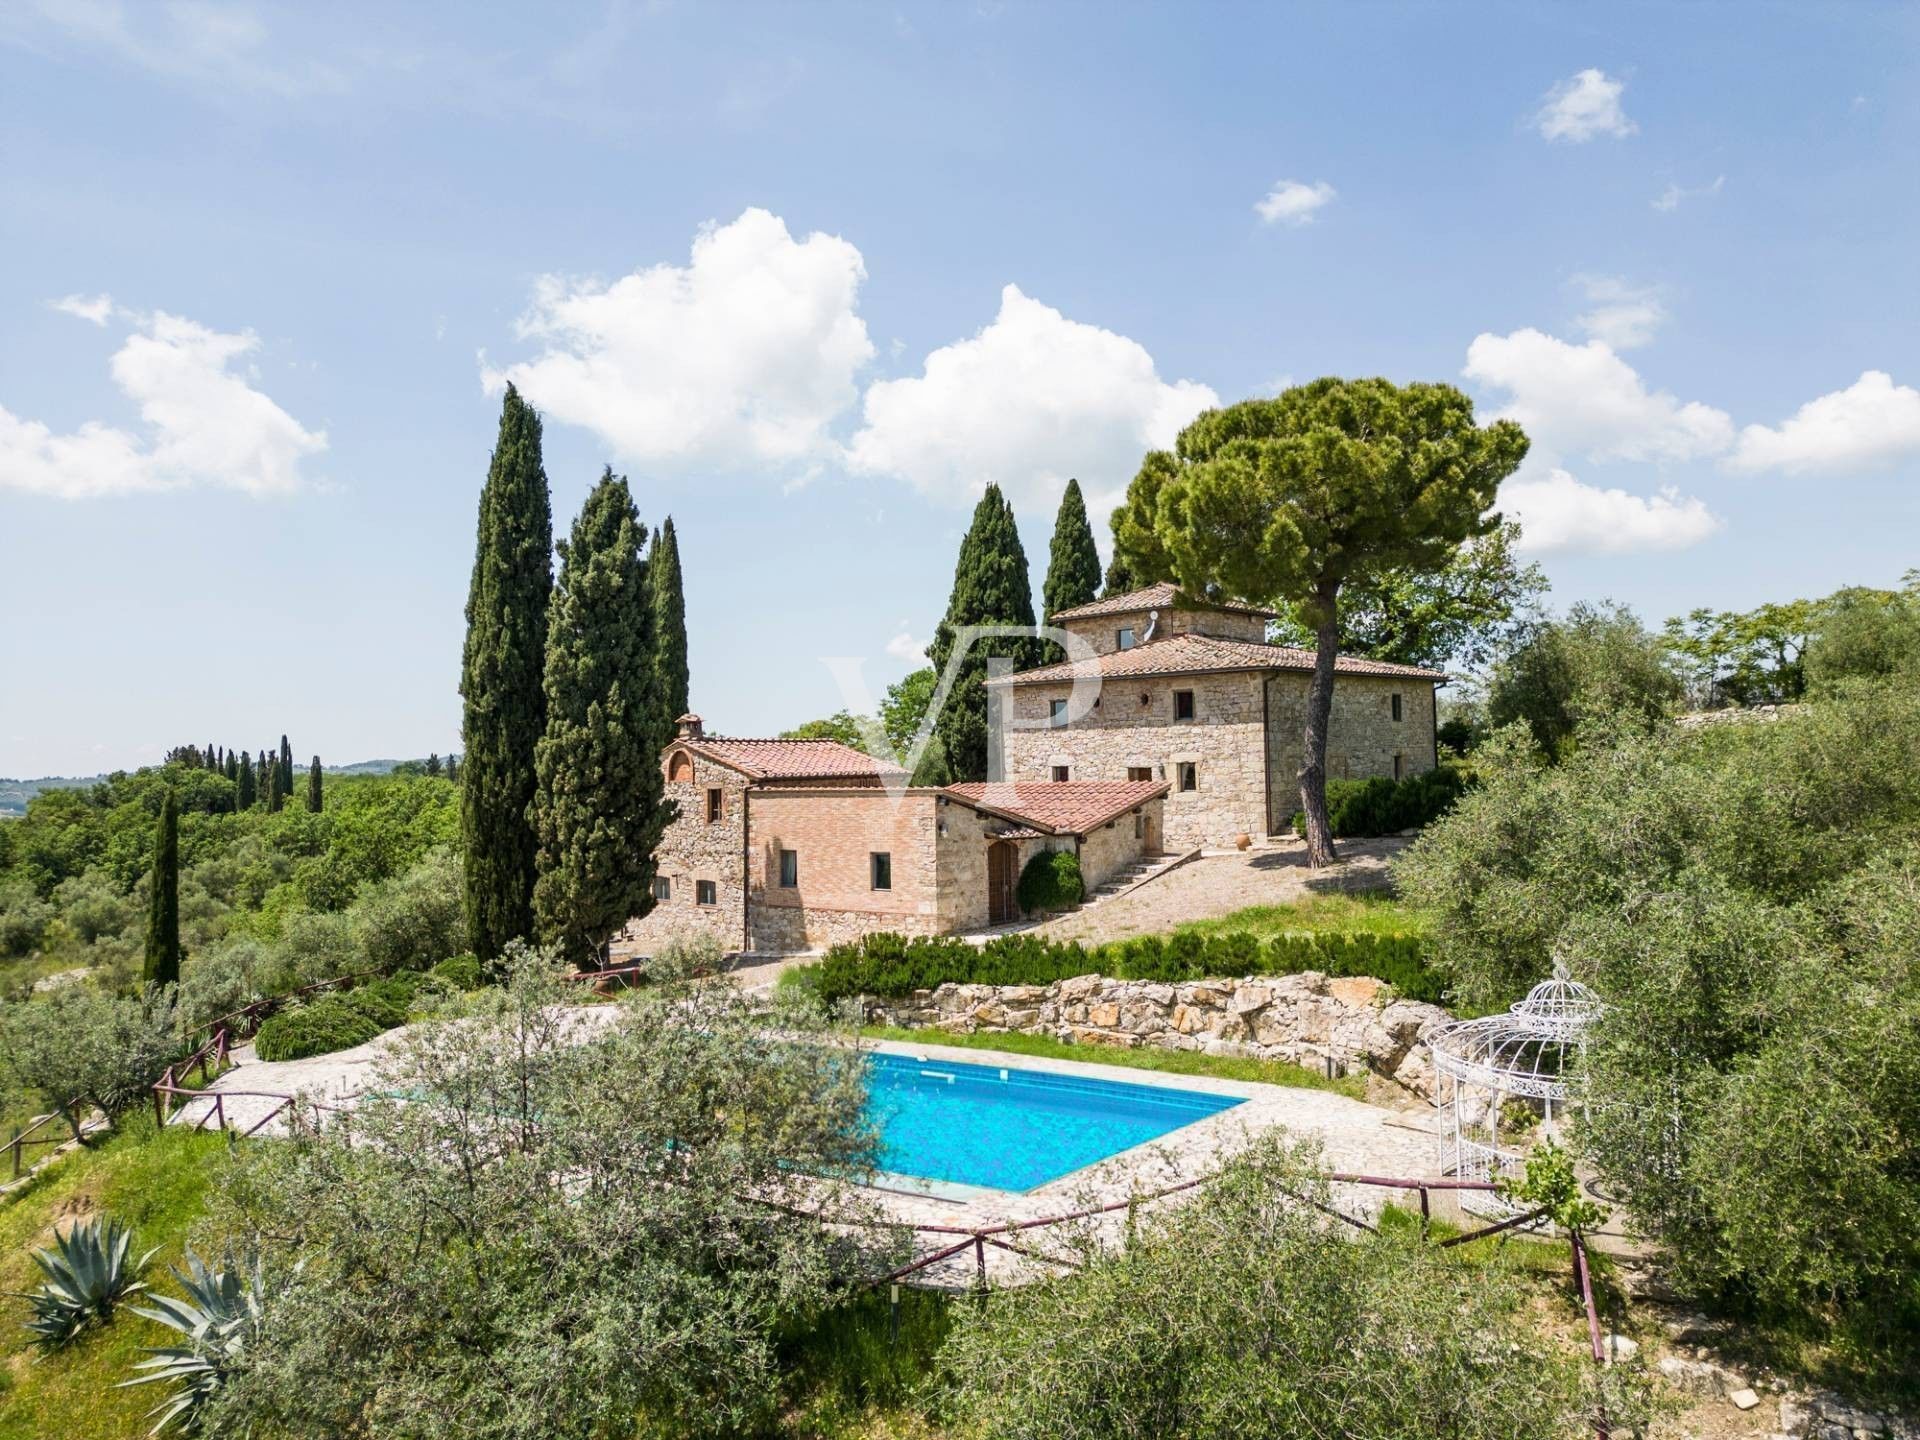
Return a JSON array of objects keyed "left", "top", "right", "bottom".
[{"left": 863, "top": 1051, "right": 1244, "bottom": 1194}]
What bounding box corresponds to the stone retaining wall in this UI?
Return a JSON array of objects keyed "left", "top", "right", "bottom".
[{"left": 868, "top": 971, "right": 1452, "bottom": 1098}]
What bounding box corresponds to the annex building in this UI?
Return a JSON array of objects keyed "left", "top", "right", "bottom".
[
  {"left": 612, "top": 715, "right": 1168, "bottom": 959},
  {"left": 993, "top": 583, "right": 1445, "bottom": 850}
]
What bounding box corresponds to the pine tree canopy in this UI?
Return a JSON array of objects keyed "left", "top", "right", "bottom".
[
  {"left": 928, "top": 483, "right": 1039, "bottom": 783},
  {"left": 460, "top": 384, "right": 555, "bottom": 962},
  {"left": 649, "top": 514, "right": 690, "bottom": 747},
  {"left": 143, "top": 787, "right": 181, "bottom": 987},
  {"left": 532, "top": 469, "right": 670, "bottom": 967},
  {"left": 1041, "top": 478, "right": 1102, "bottom": 663}
]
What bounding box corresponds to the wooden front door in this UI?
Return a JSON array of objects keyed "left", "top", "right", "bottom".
[{"left": 987, "top": 841, "right": 1018, "bottom": 926}]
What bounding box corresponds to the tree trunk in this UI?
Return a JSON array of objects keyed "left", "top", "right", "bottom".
[{"left": 1297, "top": 581, "right": 1341, "bottom": 868}]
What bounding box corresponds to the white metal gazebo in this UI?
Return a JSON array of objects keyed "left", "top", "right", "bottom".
[{"left": 1426, "top": 973, "right": 1602, "bottom": 1217}]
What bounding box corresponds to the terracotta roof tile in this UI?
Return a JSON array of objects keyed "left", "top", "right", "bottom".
[
  {"left": 1049, "top": 582, "right": 1275, "bottom": 623},
  {"left": 942, "top": 780, "right": 1168, "bottom": 836},
  {"left": 987, "top": 632, "right": 1447, "bottom": 686},
  {"left": 686, "top": 737, "right": 906, "bottom": 781}
]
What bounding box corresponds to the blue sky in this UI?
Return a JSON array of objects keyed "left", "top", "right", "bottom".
[{"left": 3, "top": 1, "right": 1917, "bottom": 777}]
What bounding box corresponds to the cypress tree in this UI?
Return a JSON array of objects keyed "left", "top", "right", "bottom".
[
  {"left": 307, "top": 756, "right": 323, "bottom": 812},
  {"left": 237, "top": 750, "right": 257, "bottom": 809},
  {"left": 1102, "top": 547, "right": 1140, "bottom": 597},
  {"left": 648, "top": 514, "right": 690, "bottom": 749},
  {"left": 531, "top": 470, "right": 668, "bottom": 967},
  {"left": 927, "top": 484, "right": 1039, "bottom": 783},
  {"left": 277, "top": 735, "right": 294, "bottom": 803},
  {"left": 1041, "top": 478, "right": 1102, "bottom": 661},
  {"left": 143, "top": 788, "right": 181, "bottom": 988},
  {"left": 460, "top": 384, "right": 554, "bottom": 962}
]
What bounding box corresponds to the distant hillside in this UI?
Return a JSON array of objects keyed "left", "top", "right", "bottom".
[{"left": 1, "top": 757, "right": 453, "bottom": 816}]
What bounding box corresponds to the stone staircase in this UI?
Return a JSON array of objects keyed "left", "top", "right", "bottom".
[{"left": 1084, "top": 848, "right": 1198, "bottom": 905}]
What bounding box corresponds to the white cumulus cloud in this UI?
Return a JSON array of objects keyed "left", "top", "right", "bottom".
[
  {"left": 1464, "top": 327, "right": 1733, "bottom": 464},
  {"left": 1572, "top": 275, "right": 1667, "bottom": 350},
  {"left": 1, "top": 306, "right": 326, "bottom": 499},
  {"left": 1534, "top": 68, "right": 1636, "bottom": 143},
  {"left": 1503, "top": 468, "right": 1719, "bottom": 554},
  {"left": 485, "top": 208, "right": 874, "bottom": 474},
  {"left": 885, "top": 629, "right": 928, "bottom": 663},
  {"left": 845, "top": 284, "right": 1218, "bottom": 511},
  {"left": 1727, "top": 370, "right": 1920, "bottom": 475},
  {"left": 1254, "top": 179, "right": 1336, "bottom": 227}
]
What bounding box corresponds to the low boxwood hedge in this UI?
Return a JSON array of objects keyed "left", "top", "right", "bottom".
[{"left": 808, "top": 926, "right": 1445, "bottom": 1007}]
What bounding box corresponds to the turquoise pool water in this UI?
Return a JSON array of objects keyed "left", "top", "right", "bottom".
[{"left": 863, "top": 1051, "right": 1244, "bottom": 1194}]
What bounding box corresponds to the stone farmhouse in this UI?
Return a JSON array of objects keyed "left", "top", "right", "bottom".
[
  {"left": 994, "top": 583, "right": 1444, "bottom": 849},
  {"left": 612, "top": 716, "right": 1168, "bottom": 958}
]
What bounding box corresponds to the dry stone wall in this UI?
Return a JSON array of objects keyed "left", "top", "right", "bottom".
[{"left": 870, "top": 971, "right": 1452, "bottom": 1098}]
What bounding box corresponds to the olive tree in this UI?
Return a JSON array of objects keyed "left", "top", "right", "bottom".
[
  {"left": 1113, "top": 379, "right": 1527, "bottom": 864},
  {"left": 0, "top": 983, "right": 177, "bottom": 1142},
  {"left": 200, "top": 955, "right": 899, "bottom": 1440},
  {"left": 936, "top": 1134, "right": 1640, "bottom": 1440}
]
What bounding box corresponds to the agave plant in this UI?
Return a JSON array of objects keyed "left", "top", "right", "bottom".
[
  {"left": 121, "top": 1248, "right": 273, "bottom": 1435},
  {"left": 13, "top": 1215, "right": 156, "bottom": 1349}
]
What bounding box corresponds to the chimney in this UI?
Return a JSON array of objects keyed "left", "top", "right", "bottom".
[{"left": 675, "top": 713, "right": 703, "bottom": 740}]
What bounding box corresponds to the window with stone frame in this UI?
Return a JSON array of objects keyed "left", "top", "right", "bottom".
[
  {"left": 706, "top": 787, "right": 723, "bottom": 822},
  {"left": 1116, "top": 626, "right": 1136, "bottom": 650},
  {"left": 652, "top": 876, "right": 671, "bottom": 902},
  {"left": 668, "top": 751, "right": 693, "bottom": 782},
  {"left": 1391, "top": 692, "right": 1403, "bottom": 722},
  {"left": 1049, "top": 697, "right": 1068, "bottom": 726},
  {"left": 1178, "top": 761, "right": 1198, "bottom": 792},
  {"left": 1134, "top": 811, "right": 1145, "bottom": 839},
  {"left": 779, "top": 849, "right": 798, "bottom": 888},
  {"left": 1127, "top": 765, "right": 1153, "bottom": 782},
  {"left": 870, "top": 852, "right": 892, "bottom": 890},
  {"left": 1174, "top": 689, "right": 1195, "bottom": 720},
  {"left": 1051, "top": 764, "right": 1070, "bottom": 782},
  {"left": 695, "top": 879, "right": 716, "bottom": 907},
  {"left": 1394, "top": 753, "right": 1404, "bottom": 781}
]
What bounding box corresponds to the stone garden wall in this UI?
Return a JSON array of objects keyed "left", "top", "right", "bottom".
[{"left": 869, "top": 970, "right": 1452, "bottom": 1098}]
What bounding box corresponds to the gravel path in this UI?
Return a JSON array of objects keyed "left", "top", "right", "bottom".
[{"left": 1035, "top": 835, "right": 1410, "bottom": 945}]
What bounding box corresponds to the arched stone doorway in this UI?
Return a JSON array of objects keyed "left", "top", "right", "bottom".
[{"left": 987, "top": 840, "right": 1018, "bottom": 926}]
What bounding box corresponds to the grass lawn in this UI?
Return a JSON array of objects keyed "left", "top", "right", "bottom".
[
  {"left": 1172, "top": 890, "right": 1427, "bottom": 940},
  {"left": 860, "top": 1024, "right": 1368, "bottom": 1099},
  {"left": 0, "top": 1114, "right": 232, "bottom": 1440}
]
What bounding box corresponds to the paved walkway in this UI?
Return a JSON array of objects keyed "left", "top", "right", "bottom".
[{"left": 1034, "top": 834, "right": 1409, "bottom": 945}]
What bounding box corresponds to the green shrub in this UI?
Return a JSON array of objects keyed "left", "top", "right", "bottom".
[
  {"left": 1291, "top": 764, "right": 1467, "bottom": 839},
  {"left": 0, "top": 982, "right": 178, "bottom": 1140},
  {"left": 430, "top": 953, "right": 483, "bottom": 990},
  {"left": 1016, "top": 849, "right": 1083, "bottom": 913},
  {"left": 807, "top": 925, "right": 1445, "bottom": 1005},
  {"left": 252, "top": 994, "right": 386, "bottom": 1062}
]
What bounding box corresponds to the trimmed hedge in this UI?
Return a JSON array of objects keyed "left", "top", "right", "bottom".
[
  {"left": 1291, "top": 764, "right": 1468, "bottom": 840},
  {"left": 1016, "top": 849, "right": 1083, "bottom": 913},
  {"left": 252, "top": 971, "right": 440, "bottom": 1062},
  {"left": 809, "top": 926, "right": 1445, "bottom": 1007}
]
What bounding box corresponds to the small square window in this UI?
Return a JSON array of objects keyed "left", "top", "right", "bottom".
[
  {"left": 1391, "top": 693, "right": 1403, "bottom": 722},
  {"left": 1116, "top": 626, "right": 1136, "bottom": 650},
  {"left": 1178, "top": 762, "right": 1198, "bottom": 792},
  {"left": 778, "top": 849, "right": 798, "bottom": 888},
  {"left": 1049, "top": 698, "right": 1068, "bottom": 726},
  {"left": 706, "top": 787, "right": 723, "bottom": 822},
  {"left": 1051, "top": 764, "right": 1070, "bottom": 783},
  {"left": 1174, "top": 689, "right": 1195, "bottom": 721},
  {"left": 1127, "top": 766, "right": 1153, "bottom": 783},
  {"left": 652, "top": 876, "right": 671, "bottom": 902},
  {"left": 695, "top": 879, "right": 717, "bottom": 907},
  {"left": 871, "top": 852, "right": 892, "bottom": 890}
]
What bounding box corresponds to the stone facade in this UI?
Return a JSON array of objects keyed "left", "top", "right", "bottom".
[
  {"left": 1004, "top": 670, "right": 1269, "bottom": 850},
  {"left": 999, "top": 589, "right": 1441, "bottom": 848},
  {"left": 869, "top": 971, "right": 1453, "bottom": 1098},
  {"left": 613, "top": 747, "right": 749, "bottom": 957},
  {"left": 616, "top": 732, "right": 1170, "bottom": 959}
]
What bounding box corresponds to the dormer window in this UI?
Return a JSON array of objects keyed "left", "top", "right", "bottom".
[{"left": 1116, "top": 626, "right": 1136, "bottom": 650}]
